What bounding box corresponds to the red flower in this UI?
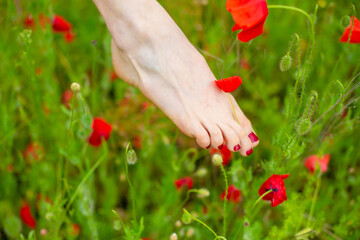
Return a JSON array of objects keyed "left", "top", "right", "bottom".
[
  {"left": 64, "top": 31, "right": 76, "bottom": 43},
  {"left": 38, "top": 13, "right": 49, "bottom": 30},
  {"left": 24, "top": 14, "right": 35, "bottom": 29},
  {"left": 174, "top": 177, "right": 193, "bottom": 190},
  {"left": 23, "top": 142, "right": 44, "bottom": 163},
  {"left": 52, "top": 15, "right": 72, "bottom": 32},
  {"left": 61, "top": 90, "right": 73, "bottom": 109},
  {"left": 215, "top": 76, "right": 242, "bottom": 93},
  {"left": 304, "top": 154, "right": 330, "bottom": 174},
  {"left": 110, "top": 70, "right": 118, "bottom": 81},
  {"left": 210, "top": 145, "right": 232, "bottom": 166},
  {"left": 226, "top": 0, "right": 268, "bottom": 42},
  {"left": 20, "top": 203, "right": 37, "bottom": 229},
  {"left": 69, "top": 223, "right": 81, "bottom": 236},
  {"left": 133, "top": 135, "right": 142, "bottom": 149},
  {"left": 220, "top": 185, "right": 241, "bottom": 203},
  {"left": 258, "top": 174, "right": 289, "bottom": 207},
  {"left": 88, "top": 118, "right": 112, "bottom": 146},
  {"left": 340, "top": 17, "right": 360, "bottom": 44}
]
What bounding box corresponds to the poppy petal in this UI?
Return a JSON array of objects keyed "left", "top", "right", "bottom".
[
  {"left": 237, "top": 19, "right": 266, "bottom": 43},
  {"left": 215, "top": 76, "right": 242, "bottom": 93}
]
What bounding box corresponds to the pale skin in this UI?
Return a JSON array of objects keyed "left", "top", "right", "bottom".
[{"left": 92, "top": 0, "right": 259, "bottom": 156}]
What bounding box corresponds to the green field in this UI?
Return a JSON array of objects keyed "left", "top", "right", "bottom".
[{"left": 0, "top": 0, "right": 360, "bottom": 239}]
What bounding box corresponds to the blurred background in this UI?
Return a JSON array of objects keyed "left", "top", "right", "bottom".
[{"left": 0, "top": 0, "right": 359, "bottom": 239}]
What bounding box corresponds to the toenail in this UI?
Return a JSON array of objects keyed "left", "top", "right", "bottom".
[
  {"left": 246, "top": 148, "right": 253, "bottom": 156},
  {"left": 249, "top": 132, "right": 259, "bottom": 143},
  {"left": 234, "top": 144, "right": 241, "bottom": 151},
  {"left": 218, "top": 144, "right": 223, "bottom": 149},
  {"left": 206, "top": 144, "right": 211, "bottom": 149}
]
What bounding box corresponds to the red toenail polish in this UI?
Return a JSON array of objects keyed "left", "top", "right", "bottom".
[
  {"left": 246, "top": 148, "right": 253, "bottom": 156},
  {"left": 234, "top": 144, "right": 241, "bottom": 151},
  {"left": 249, "top": 132, "right": 259, "bottom": 143},
  {"left": 218, "top": 144, "right": 223, "bottom": 149},
  {"left": 206, "top": 144, "right": 210, "bottom": 149}
]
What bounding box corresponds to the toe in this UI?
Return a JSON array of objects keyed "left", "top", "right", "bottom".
[
  {"left": 231, "top": 96, "right": 259, "bottom": 147},
  {"left": 228, "top": 121, "right": 254, "bottom": 157},
  {"left": 218, "top": 124, "right": 241, "bottom": 152},
  {"left": 204, "top": 123, "right": 224, "bottom": 149},
  {"left": 194, "top": 124, "right": 211, "bottom": 149}
]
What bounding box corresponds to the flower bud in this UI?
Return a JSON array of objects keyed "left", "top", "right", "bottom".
[
  {"left": 127, "top": 148, "right": 137, "bottom": 165},
  {"left": 170, "top": 233, "right": 178, "bottom": 240},
  {"left": 182, "top": 210, "right": 192, "bottom": 224},
  {"left": 341, "top": 15, "right": 351, "bottom": 27},
  {"left": 186, "top": 228, "right": 195, "bottom": 237},
  {"left": 296, "top": 118, "right": 312, "bottom": 135},
  {"left": 195, "top": 167, "right": 207, "bottom": 177},
  {"left": 212, "top": 154, "right": 223, "bottom": 166},
  {"left": 197, "top": 188, "right": 210, "bottom": 198},
  {"left": 175, "top": 220, "right": 182, "bottom": 227},
  {"left": 280, "top": 54, "right": 292, "bottom": 72},
  {"left": 70, "top": 82, "right": 81, "bottom": 92}
]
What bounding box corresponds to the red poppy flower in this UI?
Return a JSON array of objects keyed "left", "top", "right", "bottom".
[
  {"left": 52, "top": 15, "right": 72, "bottom": 32},
  {"left": 133, "top": 135, "right": 142, "bottom": 149},
  {"left": 69, "top": 223, "right": 81, "bottom": 236},
  {"left": 24, "top": 14, "right": 35, "bottom": 29},
  {"left": 174, "top": 177, "right": 193, "bottom": 190},
  {"left": 340, "top": 17, "right": 360, "bottom": 44},
  {"left": 20, "top": 203, "right": 37, "bottom": 229},
  {"left": 226, "top": 0, "right": 268, "bottom": 42},
  {"left": 304, "top": 154, "right": 330, "bottom": 174},
  {"left": 64, "top": 31, "right": 76, "bottom": 43},
  {"left": 215, "top": 76, "right": 242, "bottom": 93},
  {"left": 110, "top": 70, "right": 118, "bottom": 81},
  {"left": 88, "top": 118, "right": 112, "bottom": 146},
  {"left": 258, "top": 174, "right": 289, "bottom": 207},
  {"left": 210, "top": 145, "right": 232, "bottom": 166},
  {"left": 23, "top": 142, "right": 44, "bottom": 163},
  {"left": 220, "top": 185, "right": 241, "bottom": 203},
  {"left": 61, "top": 90, "right": 73, "bottom": 109}
]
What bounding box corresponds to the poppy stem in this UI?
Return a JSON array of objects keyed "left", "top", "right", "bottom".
[
  {"left": 183, "top": 208, "right": 226, "bottom": 240},
  {"left": 252, "top": 189, "right": 272, "bottom": 209},
  {"left": 229, "top": 93, "right": 240, "bottom": 125},
  {"left": 125, "top": 143, "right": 137, "bottom": 221},
  {"left": 220, "top": 164, "right": 229, "bottom": 237},
  {"left": 306, "top": 175, "right": 322, "bottom": 228}
]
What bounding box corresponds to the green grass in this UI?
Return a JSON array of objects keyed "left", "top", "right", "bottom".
[{"left": 0, "top": 0, "right": 359, "bottom": 239}]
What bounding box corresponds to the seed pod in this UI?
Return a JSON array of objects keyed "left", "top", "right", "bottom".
[{"left": 280, "top": 54, "right": 292, "bottom": 72}]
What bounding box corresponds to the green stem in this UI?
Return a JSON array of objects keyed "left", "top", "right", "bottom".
[
  {"left": 306, "top": 175, "right": 321, "bottom": 227},
  {"left": 229, "top": 94, "right": 240, "bottom": 125},
  {"left": 183, "top": 209, "right": 225, "bottom": 240},
  {"left": 252, "top": 189, "right": 272, "bottom": 209},
  {"left": 220, "top": 165, "right": 229, "bottom": 237}
]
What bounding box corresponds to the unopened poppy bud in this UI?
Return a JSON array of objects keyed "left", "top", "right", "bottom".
[
  {"left": 341, "top": 16, "right": 351, "bottom": 27},
  {"left": 212, "top": 154, "right": 223, "bottom": 166},
  {"left": 126, "top": 148, "right": 137, "bottom": 165},
  {"left": 197, "top": 188, "right": 210, "bottom": 198},
  {"left": 170, "top": 233, "right": 178, "bottom": 240},
  {"left": 71, "top": 82, "right": 81, "bottom": 92},
  {"left": 296, "top": 118, "right": 312, "bottom": 135},
  {"left": 182, "top": 210, "right": 192, "bottom": 224},
  {"left": 186, "top": 228, "right": 195, "bottom": 237},
  {"left": 195, "top": 167, "right": 207, "bottom": 177},
  {"left": 280, "top": 54, "right": 292, "bottom": 72},
  {"left": 175, "top": 220, "right": 182, "bottom": 227}
]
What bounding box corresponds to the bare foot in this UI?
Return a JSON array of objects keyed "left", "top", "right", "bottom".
[{"left": 93, "top": 0, "right": 259, "bottom": 155}]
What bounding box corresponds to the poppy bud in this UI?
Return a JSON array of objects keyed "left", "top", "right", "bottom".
[
  {"left": 195, "top": 167, "right": 207, "bottom": 177},
  {"left": 197, "top": 188, "right": 210, "bottom": 198},
  {"left": 296, "top": 118, "right": 312, "bottom": 135},
  {"left": 280, "top": 54, "right": 292, "bottom": 72},
  {"left": 127, "top": 148, "right": 138, "bottom": 165},
  {"left": 181, "top": 210, "right": 192, "bottom": 224},
  {"left": 70, "top": 82, "right": 81, "bottom": 92},
  {"left": 170, "top": 233, "right": 178, "bottom": 240},
  {"left": 212, "top": 154, "right": 223, "bottom": 166},
  {"left": 186, "top": 228, "right": 195, "bottom": 237},
  {"left": 175, "top": 220, "right": 182, "bottom": 227},
  {"left": 341, "top": 16, "right": 351, "bottom": 28}
]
